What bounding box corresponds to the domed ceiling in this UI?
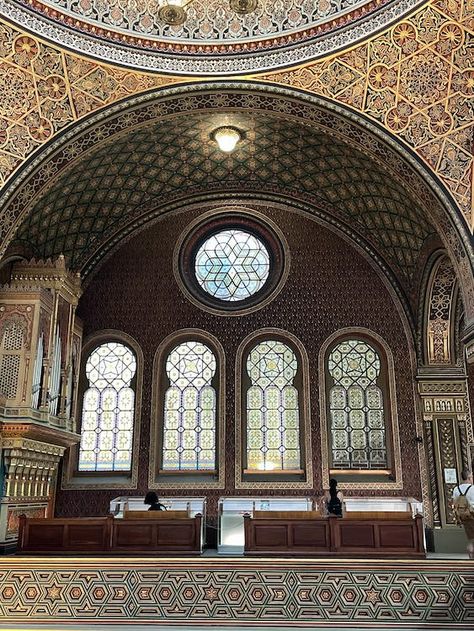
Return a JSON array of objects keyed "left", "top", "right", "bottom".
[{"left": 0, "top": 0, "right": 425, "bottom": 73}]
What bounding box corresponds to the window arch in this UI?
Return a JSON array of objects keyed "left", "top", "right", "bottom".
[
  {"left": 163, "top": 340, "right": 217, "bottom": 471},
  {"left": 150, "top": 329, "right": 225, "bottom": 487},
  {"left": 66, "top": 331, "right": 143, "bottom": 486},
  {"left": 78, "top": 341, "right": 137, "bottom": 471},
  {"left": 237, "top": 329, "right": 312, "bottom": 487},
  {"left": 328, "top": 339, "right": 386, "bottom": 470},
  {"left": 320, "top": 329, "right": 402, "bottom": 487},
  {"left": 0, "top": 318, "right": 26, "bottom": 401}
]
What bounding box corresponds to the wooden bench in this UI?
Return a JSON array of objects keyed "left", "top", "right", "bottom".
[
  {"left": 244, "top": 513, "right": 424, "bottom": 558},
  {"left": 123, "top": 510, "right": 189, "bottom": 519},
  {"left": 18, "top": 513, "right": 202, "bottom": 555}
]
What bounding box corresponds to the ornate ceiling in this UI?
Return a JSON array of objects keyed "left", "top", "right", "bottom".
[
  {"left": 0, "top": 1, "right": 471, "bottom": 234},
  {"left": 0, "top": 0, "right": 425, "bottom": 74},
  {"left": 0, "top": 0, "right": 472, "bottom": 320},
  {"left": 7, "top": 99, "right": 438, "bottom": 289}
]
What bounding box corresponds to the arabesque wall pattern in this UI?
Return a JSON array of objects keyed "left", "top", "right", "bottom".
[
  {"left": 55, "top": 205, "right": 422, "bottom": 521},
  {"left": 0, "top": 0, "right": 472, "bottom": 231}
]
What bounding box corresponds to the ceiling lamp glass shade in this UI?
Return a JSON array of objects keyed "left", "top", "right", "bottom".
[
  {"left": 158, "top": 0, "right": 258, "bottom": 25},
  {"left": 229, "top": 0, "right": 258, "bottom": 14},
  {"left": 211, "top": 127, "right": 242, "bottom": 153},
  {"left": 157, "top": 0, "right": 187, "bottom": 25}
]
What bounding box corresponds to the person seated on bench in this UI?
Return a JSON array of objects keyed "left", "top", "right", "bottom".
[
  {"left": 144, "top": 491, "right": 167, "bottom": 511},
  {"left": 326, "top": 478, "right": 343, "bottom": 517}
]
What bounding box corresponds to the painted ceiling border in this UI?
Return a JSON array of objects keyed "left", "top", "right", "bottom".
[{"left": 0, "top": 0, "right": 426, "bottom": 75}]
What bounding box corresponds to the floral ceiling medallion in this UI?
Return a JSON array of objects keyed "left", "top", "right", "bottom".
[{"left": 0, "top": 0, "right": 426, "bottom": 74}]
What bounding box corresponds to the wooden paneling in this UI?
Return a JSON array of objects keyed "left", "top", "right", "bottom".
[
  {"left": 18, "top": 516, "right": 110, "bottom": 552},
  {"left": 244, "top": 514, "right": 425, "bottom": 558},
  {"left": 18, "top": 514, "right": 202, "bottom": 554}
]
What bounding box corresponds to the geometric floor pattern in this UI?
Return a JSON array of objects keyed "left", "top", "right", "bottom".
[{"left": 0, "top": 558, "right": 473, "bottom": 627}]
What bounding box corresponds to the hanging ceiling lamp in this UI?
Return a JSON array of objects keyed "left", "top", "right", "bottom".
[
  {"left": 158, "top": 0, "right": 258, "bottom": 26},
  {"left": 211, "top": 127, "right": 243, "bottom": 153}
]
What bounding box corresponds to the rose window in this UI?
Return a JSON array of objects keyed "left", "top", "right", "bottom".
[{"left": 194, "top": 229, "right": 270, "bottom": 301}]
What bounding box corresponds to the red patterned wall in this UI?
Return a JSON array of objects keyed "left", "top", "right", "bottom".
[{"left": 55, "top": 204, "right": 422, "bottom": 518}]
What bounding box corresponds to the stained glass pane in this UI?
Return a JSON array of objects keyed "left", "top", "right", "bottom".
[
  {"left": 78, "top": 342, "right": 136, "bottom": 472},
  {"left": 328, "top": 339, "right": 387, "bottom": 469},
  {"left": 163, "top": 341, "right": 216, "bottom": 471},
  {"left": 195, "top": 230, "right": 270, "bottom": 301},
  {"left": 246, "top": 340, "right": 301, "bottom": 471}
]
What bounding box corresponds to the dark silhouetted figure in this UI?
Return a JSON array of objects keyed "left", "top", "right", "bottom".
[
  {"left": 144, "top": 491, "right": 167, "bottom": 511},
  {"left": 327, "top": 478, "right": 343, "bottom": 517}
]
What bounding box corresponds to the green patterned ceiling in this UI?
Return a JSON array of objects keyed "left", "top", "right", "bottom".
[{"left": 14, "top": 109, "right": 435, "bottom": 281}]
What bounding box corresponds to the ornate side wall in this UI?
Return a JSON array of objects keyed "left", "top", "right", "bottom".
[{"left": 55, "top": 204, "right": 422, "bottom": 520}]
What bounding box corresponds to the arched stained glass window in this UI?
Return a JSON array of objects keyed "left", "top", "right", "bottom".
[
  {"left": 163, "top": 341, "right": 216, "bottom": 471},
  {"left": 78, "top": 342, "right": 136, "bottom": 472},
  {"left": 246, "top": 340, "right": 301, "bottom": 471},
  {"left": 195, "top": 229, "right": 270, "bottom": 301},
  {"left": 328, "top": 339, "right": 387, "bottom": 470}
]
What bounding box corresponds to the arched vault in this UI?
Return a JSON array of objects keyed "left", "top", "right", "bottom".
[{"left": 1, "top": 83, "right": 472, "bottom": 322}]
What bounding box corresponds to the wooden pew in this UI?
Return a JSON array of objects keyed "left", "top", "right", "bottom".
[
  {"left": 17, "top": 513, "right": 202, "bottom": 555},
  {"left": 111, "top": 513, "right": 202, "bottom": 554},
  {"left": 18, "top": 515, "right": 112, "bottom": 553},
  {"left": 244, "top": 512, "right": 425, "bottom": 558}
]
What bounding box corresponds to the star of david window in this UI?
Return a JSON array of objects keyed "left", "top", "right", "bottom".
[
  {"left": 177, "top": 213, "right": 287, "bottom": 314},
  {"left": 327, "top": 338, "right": 388, "bottom": 471},
  {"left": 195, "top": 230, "right": 270, "bottom": 301}
]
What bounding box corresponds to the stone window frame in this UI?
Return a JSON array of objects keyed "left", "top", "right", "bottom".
[
  {"left": 149, "top": 328, "right": 226, "bottom": 490},
  {"left": 235, "top": 328, "right": 313, "bottom": 489},
  {"left": 174, "top": 208, "right": 290, "bottom": 317},
  {"left": 319, "top": 327, "right": 403, "bottom": 490},
  {"left": 61, "top": 329, "right": 143, "bottom": 490}
]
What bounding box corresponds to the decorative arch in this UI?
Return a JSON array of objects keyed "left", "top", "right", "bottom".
[
  {"left": 422, "top": 252, "right": 460, "bottom": 366},
  {"left": 0, "top": 314, "right": 27, "bottom": 401},
  {"left": 150, "top": 329, "right": 225, "bottom": 489},
  {"left": 235, "top": 328, "right": 312, "bottom": 489},
  {"left": 61, "top": 329, "right": 143, "bottom": 490},
  {"left": 319, "top": 328, "right": 403, "bottom": 490},
  {"left": 0, "top": 82, "right": 471, "bottom": 326}
]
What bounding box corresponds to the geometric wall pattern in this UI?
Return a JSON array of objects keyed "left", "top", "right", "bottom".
[
  {"left": 0, "top": 0, "right": 472, "bottom": 232},
  {"left": 0, "top": 558, "right": 473, "bottom": 626},
  {"left": 0, "top": 0, "right": 426, "bottom": 74},
  {"left": 0, "top": 19, "right": 175, "bottom": 187},
  {"left": 264, "top": 0, "right": 474, "bottom": 229}
]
